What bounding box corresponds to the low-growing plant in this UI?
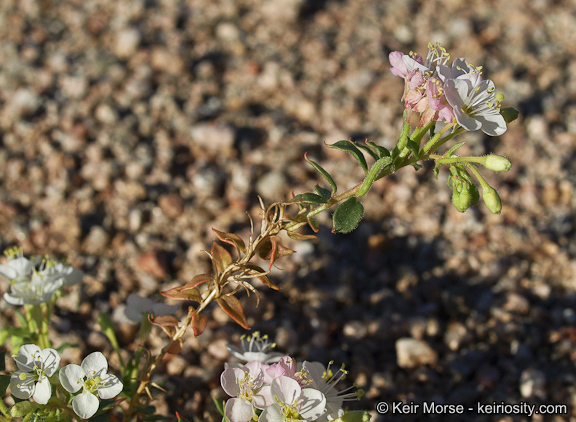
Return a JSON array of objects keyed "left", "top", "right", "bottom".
[{"left": 0, "top": 43, "right": 517, "bottom": 422}]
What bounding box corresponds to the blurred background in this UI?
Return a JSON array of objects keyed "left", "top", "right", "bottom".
[{"left": 0, "top": 0, "right": 575, "bottom": 421}]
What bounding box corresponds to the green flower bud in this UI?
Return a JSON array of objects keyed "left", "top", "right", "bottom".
[
  {"left": 484, "top": 154, "right": 512, "bottom": 172},
  {"left": 452, "top": 188, "right": 471, "bottom": 213},
  {"left": 482, "top": 186, "right": 502, "bottom": 214}
]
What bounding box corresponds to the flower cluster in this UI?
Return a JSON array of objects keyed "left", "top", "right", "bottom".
[
  {"left": 0, "top": 247, "right": 83, "bottom": 306},
  {"left": 221, "top": 335, "right": 363, "bottom": 422},
  {"left": 9, "top": 345, "right": 123, "bottom": 420},
  {"left": 390, "top": 42, "right": 507, "bottom": 136}
]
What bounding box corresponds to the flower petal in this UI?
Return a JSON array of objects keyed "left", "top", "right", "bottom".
[
  {"left": 299, "top": 388, "right": 327, "bottom": 421},
  {"left": 32, "top": 376, "right": 52, "bottom": 405},
  {"left": 82, "top": 351, "right": 108, "bottom": 378},
  {"left": 72, "top": 392, "right": 100, "bottom": 420},
  {"left": 97, "top": 374, "right": 123, "bottom": 399},
  {"left": 225, "top": 398, "right": 255, "bottom": 422},
  {"left": 259, "top": 404, "right": 285, "bottom": 422},
  {"left": 39, "top": 348, "right": 61, "bottom": 377},
  {"left": 220, "top": 368, "right": 243, "bottom": 397},
  {"left": 59, "top": 364, "right": 85, "bottom": 393},
  {"left": 14, "top": 344, "right": 41, "bottom": 372},
  {"left": 10, "top": 371, "right": 35, "bottom": 399},
  {"left": 271, "top": 376, "right": 300, "bottom": 405}
]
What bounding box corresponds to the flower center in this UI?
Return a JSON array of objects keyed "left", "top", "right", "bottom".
[{"left": 84, "top": 376, "right": 103, "bottom": 394}]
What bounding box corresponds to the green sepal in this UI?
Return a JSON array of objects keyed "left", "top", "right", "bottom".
[
  {"left": 355, "top": 142, "right": 379, "bottom": 160},
  {"left": 305, "top": 153, "right": 337, "bottom": 193},
  {"left": 332, "top": 197, "right": 364, "bottom": 233},
  {"left": 314, "top": 185, "right": 332, "bottom": 201},
  {"left": 326, "top": 140, "right": 368, "bottom": 173},
  {"left": 366, "top": 141, "right": 391, "bottom": 159},
  {"left": 292, "top": 193, "right": 328, "bottom": 204}
]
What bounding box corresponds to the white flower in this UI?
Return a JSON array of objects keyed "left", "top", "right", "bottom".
[
  {"left": 301, "top": 362, "right": 363, "bottom": 422},
  {"left": 221, "top": 361, "right": 272, "bottom": 422},
  {"left": 0, "top": 249, "right": 83, "bottom": 305},
  {"left": 59, "top": 352, "right": 123, "bottom": 420},
  {"left": 259, "top": 376, "right": 326, "bottom": 422},
  {"left": 437, "top": 57, "right": 481, "bottom": 82},
  {"left": 10, "top": 344, "right": 60, "bottom": 405},
  {"left": 124, "top": 294, "right": 179, "bottom": 323},
  {"left": 444, "top": 73, "right": 507, "bottom": 136},
  {"left": 226, "top": 332, "right": 283, "bottom": 365}
]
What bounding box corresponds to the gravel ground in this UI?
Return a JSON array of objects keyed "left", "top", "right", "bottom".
[{"left": 0, "top": 0, "right": 575, "bottom": 421}]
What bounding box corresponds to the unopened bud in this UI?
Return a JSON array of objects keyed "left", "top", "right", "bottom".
[
  {"left": 484, "top": 154, "right": 511, "bottom": 172},
  {"left": 482, "top": 186, "right": 502, "bottom": 214},
  {"left": 452, "top": 188, "right": 471, "bottom": 213}
]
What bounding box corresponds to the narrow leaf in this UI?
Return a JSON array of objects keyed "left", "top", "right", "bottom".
[
  {"left": 161, "top": 285, "right": 203, "bottom": 302},
  {"left": 286, "top": 231, "right": 317, "bottom": 241},
  {"left": 305, "top": 153, "right": 337, "bottom": 193},
  {"left": 292, "top": 192, "right": 328, "bottom": 204},
  {"left": 212, "top": 229, "right": 246, "bottom": 253},
  {"left": 97, "top": 312, "right": 121, "bottom": 352},
  {"left": 446, "top": 141, "right": 466, "bottom": 157},
  {"left": 366, "top": 141, "right": 390, "bottom": 158},
  {"left": 314, "top": 185, "right": 332, "bottom": 201},
  {"left": 216, "top": 295, "right": 250, "bottom": 329},
  {"left": 355, "top": 142, "right": 379, "bottom": 160},
  {"left": 213, "top": 398, "right": 226, "bottom": 417},
  {"left": 326, "top": 140, "right": 368, "bottom": 173},
  {"left": 332, "top": 197, "right": 364, "bottom": 233},
  {"left": 190, "top": 311, "right": 208, "bottom": 337},
  {"left": 149, "top": 315, "right": 180, "bottom": 327},
  {"left": 308, "top": 218, "right": 319, "bottom": 232},
  {"left": 245, "top": 264, "right": 279, "bottom": 290},
  {"left": 211, "top": 242, "right": 233, "bottom": 274}
]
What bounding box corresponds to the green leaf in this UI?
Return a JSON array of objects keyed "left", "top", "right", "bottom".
[
  {"left": 314, "top": 185, "right": 332, "bottom": 201},
  {"left": 97, "top": 312, "right": 120, "bottom": 352},
  {"left": 305, "top": 153, "right": 337, "bottom": 193},
  {"left": 213, "top": 398, "right": 226, "bottom": 417},
  {"left": 446, "top": 141, "right": 466, "bottom": 157},
  {"left": 0, "top": 374, "right": 10, "bottom": 397},
  {"left": 332, "top": 197, "right": 364, "bottom": 233},
  {"left": 500, "top": 107, "right": 519, "bottom": 124},
  {"left": 0, "top": 350, "right": 5, "bottom": 372},
  {"left": 355, "top": 142, "right": 378, "bottom": 160},
  {"left": 326, "top": 141, "right": 368, "bottom": 173},
  {"left": 292, "top": 193, "right": 328, "bottom": 204},
  {"left": 366, "top": 141, "right": 390, "bottom": 159},
  {"left": 406, "top": 139, "right": 420, "bottom": 159},
  {"left": 10, "top": 401, "right": 39, "bottom": 417}
]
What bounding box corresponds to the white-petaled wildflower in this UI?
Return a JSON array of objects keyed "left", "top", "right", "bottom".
[
  {"left": 444, "top": 73, "right": 507, "bottom": 136},
  {"left": 301, "top": 361, "right": 364, "bottom": 422},
  {"left": 259, "top": 376, "right": 326, "bottom": 422},
  {"left": 59, "top": 352, "right": 123, "bottom": 420},
  {"left": 0, "top": 248, "right": 83, "bottom": 305},
  {"left": 124, "top": 293, "right": 179, "bottom": 323},
  {"left": 10, "top": 344, "right": 60, "bottom": 405},
  {"left": 221, "top": 361, "right": 273, "bottom": 422},
  {"left": 226, "top": 332, "right": 283, "bottom": 365}
]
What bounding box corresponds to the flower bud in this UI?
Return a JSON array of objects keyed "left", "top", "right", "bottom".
[
  {"left": 452, "top": 188, "right": 471, "bottom": 213},
  {"left": 482, "top": 186, "right": 502, "bottom": 214},
  {"left": 484, "top": 154, "right": 511, "bottom": 172}
]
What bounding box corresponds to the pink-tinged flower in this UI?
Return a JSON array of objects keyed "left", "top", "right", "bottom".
[
  {"left": 259, "top": 376, "right": 326, "bottom": 422},
  {"left": 444, "top": 73, "right": 506, "bottom": 136},
  {"left": 389, "top": 51, "right": 424, "bottom": 78},
  {"left": 264, "top": 356, "right": 297, "bottom": 384},
  {"left": 221, "top": 361, "right": 273, "bottom": 422},
  {"left": 417, "top": 77, "right": 455, "bottom": 126}
]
